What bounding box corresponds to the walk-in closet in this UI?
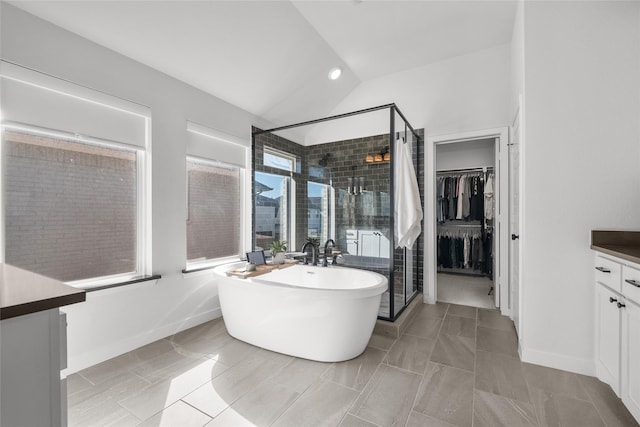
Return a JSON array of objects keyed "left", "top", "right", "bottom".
[{"left": 435, "top": 138, "right": 496, "bottom": 308}]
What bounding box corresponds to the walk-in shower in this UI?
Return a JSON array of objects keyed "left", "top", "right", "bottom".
[{"left": 252, "top": 104, "right": 422, "bottom": 321}]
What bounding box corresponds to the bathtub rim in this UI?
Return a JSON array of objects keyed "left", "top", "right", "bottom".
[{"left": 213, "top": 262, "right": 388, "bottom": 299}]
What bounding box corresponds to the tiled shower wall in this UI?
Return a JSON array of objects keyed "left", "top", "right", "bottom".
[
  {"left": 306, "top": 134, "right": 391, "bottom": 252},
  {"left": 253, "top": 127, "right": 425, "bottom": 296}
]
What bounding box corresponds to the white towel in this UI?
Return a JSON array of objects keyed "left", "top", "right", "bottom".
[{"left": 394, "top": 137, "right": 423, "bottom": 248}]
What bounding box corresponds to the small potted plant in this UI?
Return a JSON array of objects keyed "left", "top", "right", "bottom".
[{"left": 270, "top": 240, "right": 287, "bottom": 264}]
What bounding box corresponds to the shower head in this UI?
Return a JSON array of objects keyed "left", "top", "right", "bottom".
[{"left": 318, "top": 153, "right": 331, "bottom": 167}]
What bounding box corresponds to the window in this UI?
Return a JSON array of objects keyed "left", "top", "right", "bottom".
[
  {"left": 3, "top": 127, "right": 141, "bottom": 282},
  {"left": 307, "top": 181, "right": 333, "bottom": 243},
  {"left": 254, "top": 171, "right": 290, "bottom": 251},
  {"left": 263, "top": 147, "right": 297, "bottom": 172},
  {"left": 185, "top": 121, "right": 249, "bottom": 268},
  {"left": 1, "top": 62, "right": 150, "bottom": 286},
  {"left": 186, "top": 158, "right": 242, "bottom": 264}
]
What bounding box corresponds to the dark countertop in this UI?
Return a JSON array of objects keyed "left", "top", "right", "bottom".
[
  {"left": 0, "top": 263, "right": 86, "bottom": 320},
  {"left": 591, "top": 230, "right": 640, "bottom": 265}
]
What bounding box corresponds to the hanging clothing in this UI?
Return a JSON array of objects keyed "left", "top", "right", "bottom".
[
  {"left": 448, "top": 177, "right": 457, "bottom": 220},
  {"left": 484, "top": 174, "right": 494, "bottom": 221},
  {"left": 469, "top": 176, "right": 484, "bottom": 221},
  {"left": 463, "top": 235, "right": 471, "bottom": 268},
  {"left": 462, "top": 177, "right": 471, "bottom": 220},
  {"left": 456, "top": 176, "right": 465, "bottom": 220},
  {"left": 437, "top": 229, "right": 492, "bottom": 275},
  {"left": 437, "top": 172, "right": 488, "bottom": 223}
]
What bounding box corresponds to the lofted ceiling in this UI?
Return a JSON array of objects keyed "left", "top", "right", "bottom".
[{"left": 8, "top": 0, "right": 517, "bottom": 131}]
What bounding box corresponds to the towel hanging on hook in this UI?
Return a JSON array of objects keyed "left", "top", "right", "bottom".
[{"left": 394, "top": 135, "right": 422, "bottom": 248}]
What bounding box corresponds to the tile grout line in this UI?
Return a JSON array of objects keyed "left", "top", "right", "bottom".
[{"left": 177, "top": 399, "right": 214, "bottom": 423}]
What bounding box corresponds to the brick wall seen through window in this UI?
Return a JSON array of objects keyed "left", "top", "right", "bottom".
[
  {"left": 186, "top": 159, "right": 241, "bottom": 262},
  {"left": 4, "top": 130, "right": 137, "bottom": 282}
]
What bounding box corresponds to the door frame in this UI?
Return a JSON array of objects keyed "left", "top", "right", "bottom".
[
  {"left": 510, "top": 95, "right": 525, "bottom": 338},
  {"left": 424, "top": 127, "right": 510, "bottom": 315}
]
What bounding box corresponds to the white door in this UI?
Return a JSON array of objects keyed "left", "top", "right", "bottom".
[{"left": 509, "top": 114, "right": 521, "bottom": 335}]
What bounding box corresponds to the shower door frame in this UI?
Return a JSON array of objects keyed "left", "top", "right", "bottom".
[{"left": 252, "top": 104, "right": 422, "bottom": 322}]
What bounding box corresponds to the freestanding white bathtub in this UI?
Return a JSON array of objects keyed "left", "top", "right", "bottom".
[{"left": 213, "top": 262, "right": 387, "bottom": 362}]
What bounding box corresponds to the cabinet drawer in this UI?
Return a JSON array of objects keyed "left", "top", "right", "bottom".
[
  {"left": 623, "top": 265, "right": 640, "bottom": 304},
  {"left": 595, "top": 256, "right": 622, "bottom": 292}
]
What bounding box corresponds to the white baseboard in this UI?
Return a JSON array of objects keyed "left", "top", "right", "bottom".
[
  {"left": 64, "top": 308, "right": 222, "bottom": 375},
  {"left": 519, "top": 343, "right": 595, "bottom": 376}
]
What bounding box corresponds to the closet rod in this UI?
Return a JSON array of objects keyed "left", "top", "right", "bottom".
[
  {"left": 436, "top": 166, "right": 494, "bottom": 174},
  {"left": 438, "top": 223, "right": 483, "bottom": 228}
]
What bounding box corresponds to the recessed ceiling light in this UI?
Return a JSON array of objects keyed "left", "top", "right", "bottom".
[{"left": 328, "top": 67, "right": 342, "bottom": 80}]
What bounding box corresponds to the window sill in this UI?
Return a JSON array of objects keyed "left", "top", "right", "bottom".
[
  {"left": 81, "top": 274, "right": 162, "bottom": 293},
  {"left": 182, "top": 258, "right": 242, "bottom": 276}
]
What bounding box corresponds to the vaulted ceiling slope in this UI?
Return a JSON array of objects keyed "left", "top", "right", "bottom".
[{"left": 8, "top": 0, "right": 517, "bottom": 132}]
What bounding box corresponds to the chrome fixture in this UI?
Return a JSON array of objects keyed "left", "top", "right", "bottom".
[
  {"left": 301, "top": 241, "right": 318, "bottom": 266},
  {"left": 347, "top": 166, "right": 365, "bottom": 196},
  {"left": 318, "top": 153, "right": 331, "bottom": 167},
  {"left": 322, "top": 239, "right": 336, "bottom": 267}
]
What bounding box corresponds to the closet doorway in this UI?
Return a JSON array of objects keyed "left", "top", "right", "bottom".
[{"left": 424, "top": 128, "right": 510, "bottom": 315}]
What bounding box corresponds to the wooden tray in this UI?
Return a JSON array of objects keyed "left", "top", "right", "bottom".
[{"left": 226, "top": 260, "right": 297, "bottom": 279}]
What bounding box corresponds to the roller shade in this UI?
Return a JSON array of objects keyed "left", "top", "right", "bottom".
[
  {"left": 186, "top": 121, "right": 248, "bottom": 168},
  {"left": 0, "top": 61, "right": 148, "bottom": 148}
]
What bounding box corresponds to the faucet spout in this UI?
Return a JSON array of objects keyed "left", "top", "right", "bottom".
[
  {"left": 322, "top": 239, "right": 336, "bottom": 267},
  {"left": 301, "top": 242, "right": 318, "bottom": 266}
]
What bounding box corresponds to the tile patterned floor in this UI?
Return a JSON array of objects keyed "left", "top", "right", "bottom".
[
  {"left": 437, "top": 273, "right": 495, "bottom": 309},
  {"left": 67, "top": 303, "right": 639, "bottom": 427}
]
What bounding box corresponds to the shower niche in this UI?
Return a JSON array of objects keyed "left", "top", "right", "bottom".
[{"left": 252, "top": 104, "right": 422, "bottom": 321}]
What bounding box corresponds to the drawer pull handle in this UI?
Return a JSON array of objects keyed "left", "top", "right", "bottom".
[
  {"left": 618, "top": 302, "right": 626, "bottom": 309},
  {"left": 625, "top": 279, "right": 640, "bottom": 288},
  {"left": 610, "top": 297, "right": 618, "bottom": 303},
  {"left": 595, "top": 267, "right": 611, "bottom": 273}
]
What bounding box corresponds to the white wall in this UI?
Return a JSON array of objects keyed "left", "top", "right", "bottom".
[
  {"left": 0, "top": 4, "right": 269, "bottom": 373},
  {"left": 510, "top": 1, "right": 525, "bottom": 119},
  {"left": 520, "top": 0, "right": 640, "bottom": 374},
  {"left": 305, "top": 44, "right": 511, "bottom": 145},
  {"left": 435, "top": 139, "right": 495, "bottom": 171}
]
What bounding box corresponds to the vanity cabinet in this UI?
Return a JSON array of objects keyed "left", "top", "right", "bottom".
[
  {"left": 593, "top": 254, "right": 640, "bottom": 422},
  {"left": 358, "top": 230, "right": 390, "bottom": 258},
  {"left": 0, "top": 264, "right": 85, "bottom": 427}
]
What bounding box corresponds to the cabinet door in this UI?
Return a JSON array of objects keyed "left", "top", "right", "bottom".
[
  {"left": 359, "top": 231, "right": 380, "bottom": 257},
  {"left": 379, "top": 234, "right": 390, "bottom": 258},
  {"left": 595, "top": 283, "right": 622, "bottom": 394},
  {"left": 622, "top": 299, "right": 640, "bottom": 422}
]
